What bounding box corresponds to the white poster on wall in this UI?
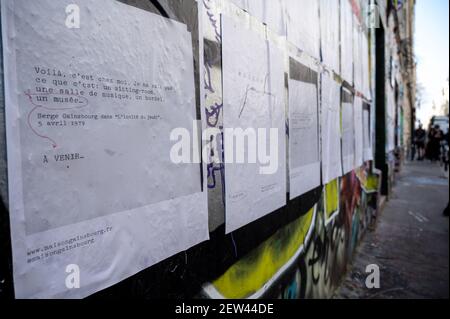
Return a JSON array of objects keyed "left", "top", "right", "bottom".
[
  {"left": 321, "top": 73, "right": 343, "bottom": 184},
  {"left": 222, "top": 15, "right": 286, "bottom": 234},
  {"left": 363, "top": 103, "right": 374, "bottom": 161},
  {"left": 353, "top": 24, "right": 363, "bottom": 93},
  {"left": 230, "top": 0, "right": 248, "bottom": 11},
  {"left": 340, "top": 0, "right": 354, "bottom": 84},
  {"left": 286, "top": 0, "right": 320, "bottom": 59},
  {"left": 1, "top": 0, "right": 209, "bottom": 298},
  {"left": 342, "top": 88, "right": 355, "bottom": 174},
  {"left": 362, "top": 33, "right": 371, "bottom": 99},
  {"left": 288, "top": 57, "right": 320, "bottom": 199},
  {"left": 354, "top": 96, "right": 364, "bottom": 167},
  {"left": 320, "top": 0, "right": 340, "bottom": 73},
  {"left": 247, "top": 0, "right": 286, "bottom": 36},
  {"left": 387, "top": 87, "right": 396, "bottom": 152}
]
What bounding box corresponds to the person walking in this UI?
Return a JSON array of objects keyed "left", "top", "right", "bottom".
[
  {"left": 414, "top": 124, "right": 427, "bottom": 161},
  {"left": 427, "top": 125, "right": 444, "bottom": 162}
]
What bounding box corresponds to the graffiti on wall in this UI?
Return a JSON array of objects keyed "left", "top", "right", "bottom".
[
  {"left": 200, "top": 167, "right": 379, "bottom": 299},
  {"left": 198, "top": 0, "right": 380, "bottom": 299}
]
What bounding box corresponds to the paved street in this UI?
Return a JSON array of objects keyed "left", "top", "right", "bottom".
[{"left": 335, "top": 161, "right": 449, "bottom": 299}]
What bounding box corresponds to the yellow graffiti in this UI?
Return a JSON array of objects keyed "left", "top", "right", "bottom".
[
  {"left": 212, "top": 208, "right": 315, "bottom": 299},
  {"left": 365, "top": 174, "right": 379, "bottom": 193},
  {"left": 325, "top": 179, "right": 339, "bottom": 218},
  {"left": 356, "top": 167, "right": 380, "bottom": 193}
]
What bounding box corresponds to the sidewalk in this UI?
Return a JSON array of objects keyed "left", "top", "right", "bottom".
[{"left": 334, "top": 161, "right": 449, "bottom": 299}]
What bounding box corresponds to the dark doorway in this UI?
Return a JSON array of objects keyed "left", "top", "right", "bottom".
[{"left": 375, "top": 24, "right": 389, "bottom": 195}]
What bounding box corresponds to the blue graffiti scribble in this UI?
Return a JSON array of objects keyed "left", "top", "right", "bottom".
[
  {"left": 203, "top": 0, "right": 221, "bottom": 43},
  {"left": 205, "top": 103, "right": 223, "bottom": 128}
]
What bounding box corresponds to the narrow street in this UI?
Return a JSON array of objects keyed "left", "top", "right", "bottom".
[{"left": 335, "top": 161, "right": 449, "bottom": 299}]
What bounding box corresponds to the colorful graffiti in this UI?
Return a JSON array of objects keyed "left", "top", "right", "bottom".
[
  {"left": 203, "top": 207, "right": 315, "bottom": 299},
  {"left": 200, "top": 167, "right": 379, "bottom": 299}
]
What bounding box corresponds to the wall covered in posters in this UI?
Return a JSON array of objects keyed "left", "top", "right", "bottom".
[
  {"left": 0, "top": 0, "right": 386, "bottom": 299},
  {"left": 1, "top": 0, "right": 209, "bottom": 298}
]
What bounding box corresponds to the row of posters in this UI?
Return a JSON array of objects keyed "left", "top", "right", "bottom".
[
  {"left": 1, "top": 0, "right": 373, "bottom": 298},
  {"left": 222, "top": 10, "right": 373, "bottom": 234}
]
